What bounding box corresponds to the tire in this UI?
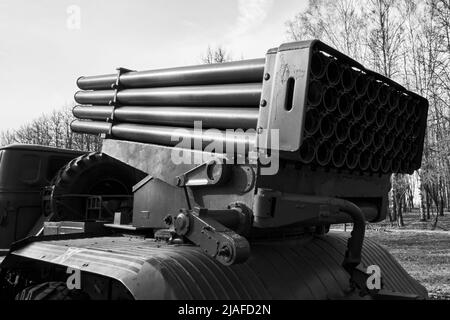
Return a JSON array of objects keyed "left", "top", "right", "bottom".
[
  {"left": 48, "top": 152, "right": 144, "bottom": 221},
  {"left": 15, "top": 282, "right": 89, "bottom": 300}
]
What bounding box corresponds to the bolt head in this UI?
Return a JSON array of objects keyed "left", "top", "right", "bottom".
[{"left": 264, "top": 73, "right": 271, "bottom": 81}]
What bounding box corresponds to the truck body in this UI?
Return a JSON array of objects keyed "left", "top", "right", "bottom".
[{"left": 0, "top": 144, "right": 84, "bottom": 255}]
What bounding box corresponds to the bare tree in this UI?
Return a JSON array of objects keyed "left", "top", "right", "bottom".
[
  {"left": 201, "top": 45, "right": 233, "bottom": 64},
  {"left": 285, "top": 0, "right": 369, "bottom": 61},
  {"left": 0, "top": 105, "right": 102, "bottom": 152}
]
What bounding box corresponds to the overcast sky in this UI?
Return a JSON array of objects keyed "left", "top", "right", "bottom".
[{"left": 0, "top": 0, "right": 307, "bottom": 131}]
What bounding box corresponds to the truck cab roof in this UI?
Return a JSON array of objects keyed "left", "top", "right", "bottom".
[{"left": 0, "top": 144, "right": 85, "bottom": 156}]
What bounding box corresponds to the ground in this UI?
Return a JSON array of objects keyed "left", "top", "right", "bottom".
[{"left": 335, "top": 209, "right": 450, "bottom": 300}]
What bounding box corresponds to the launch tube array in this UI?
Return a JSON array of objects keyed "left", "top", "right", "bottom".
[
  {"left": 73, "top": 59, "right": 264, "bottom": 154},
  {"left": 72, "top": 41, "right": 428, "bottom": 174},
  {"left": 297, "top": 47, "right": 428, "bottom": 174}
]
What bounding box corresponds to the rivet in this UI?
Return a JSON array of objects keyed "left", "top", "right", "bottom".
[
  {"left": 260, "top": 100, "right": 267, "bottom": 107},
  {"left": 264, "top": 73, "right": 271, "bottom": 81}
]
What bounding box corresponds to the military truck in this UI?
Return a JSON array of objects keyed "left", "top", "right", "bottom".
[
  {"left": 0, "top": 40, "right": 429, "bottom": 300},
  {"left": 0, "top": 144, "right": 84, "bottom": 258}
]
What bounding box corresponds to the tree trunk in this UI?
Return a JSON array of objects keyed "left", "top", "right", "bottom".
[
  {"left": 426, "top": 189, "right": 431, "bottom": 220},
  {"left": 397, "top": 196, "right": 405, "bottom": 227},
  {"left": 418, "top": 170, "right": 427, "bottom": 221}
]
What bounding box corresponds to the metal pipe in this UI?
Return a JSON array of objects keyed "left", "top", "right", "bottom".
[
  {"left": 389, "top": 90, "right": 400, "bottom": 111},
  {"left": 331, "top": 144, "right": 347, "bottom": 168},
  {"left": 384, "top": 133, "right": 395, "bottom": 152},
  {"left": 310, "top": 52, "right": 327, "bottom": 79},
  {"left": 373, "top": 130, "right": 385, "bottom": 150},
  {"left": 71, "top": 120, "right": 256, "bottom": 152},
  {"left": 340, "top": 66, "right": 356, "bottom": 92},
  {"left": 351, "top": 99, "right": 366, "bottom": 121},
  {"left": 358, "top": 150, "right": 372, "bottom": 171},
  {"left": 323, "top": 87, "right": 338, "bottom": 112},
  {"left": 395, "top": 115, "right": 407, "bottom": 134},
  {"left": 375, "top": 108, "right": 388, "bottom": 128},
  {"left": 326, "top": 59, "right": 340, "bottom": 85},
  {"left": 386, "top": 112, "right": 397, "bottom": 130},
  {"left": 412, "top": 100, "right": 422, "bottom": 119},
  {"left": 378, "top": 84, "right": 389, "bottom": 105},
  {"left": 364, "top": 104, "right": 377, "bottom": 125},
  {"left": 316, "top": 141, "right": 332, "bottom": 166},
  {"left": 77, "top": 59, "right": 265, "bottom": 90},
  {"left": 319, "top": 114, "right": 335, "bottom": 139},
  {"left": 345, "top": 147, "right": 360, "bottom": 170},
  {"left": 348, "top": 124, "right": 362, "bottom": 145},
  {"left": 362, "top": 128, "right": 375, "bottom": 147},
  {"left": 398, "top": 98, "right": 408, "bottom": 113},
  {"left": 335, "top": 118, "right": 349, "bottom": 142},
  {"left": 355, "top": 73, "right": 369, "bottom": 97},
  {"left": 72, "top": 105, "right": 258, "bottom": 129},
  {"left": 370, "top": 152, "right": 382, "bottom": 172},
  {"left": 304, "top": 109, "right": 321, "bottom": 136},
  {"left": 307, "top": 80, "right": 323, "bottom": 106},
  {"left": 337, "top": 93, "right": 353, "bottom": 117},
  {"left": 391, "top": 159, "right": 401, "bottom": 172},
  {"left": 299, "top": 138, "right": 316, "bottom": 164},
  {"left": 381, "top": 158, "right": 392, "bottom": 173},
  {"left": 367, "top": 79, "right": 380, "bottom": 102},
  {"left": 74, "top": 83, "right": 262, "bottom": 107}
]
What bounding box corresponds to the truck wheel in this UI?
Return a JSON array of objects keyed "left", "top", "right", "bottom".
[
  {"left": 48, "top": 152, "right": 144, "bottom": 221},
  {"left": 15, "top": 282, "right": 89, "bottom": 300}
]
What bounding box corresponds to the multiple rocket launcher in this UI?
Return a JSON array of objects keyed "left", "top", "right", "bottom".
[{"left": 72, "top": 40, "right": 428, "bottom": 175}]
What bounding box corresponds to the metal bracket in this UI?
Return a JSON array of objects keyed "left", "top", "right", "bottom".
[
  {"left": 165, "top": 206, "right": 251, "bottom": 266},
  {"left": 106, "top": 67, "right": 135, "bottom": 135},
  {"left": 175, "top": 158, "right": 229, "bottom": 187}
]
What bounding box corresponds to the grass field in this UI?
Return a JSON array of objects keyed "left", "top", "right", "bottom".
[{"left": 336, "top": 210, "right": 450, "bottom": 300}]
